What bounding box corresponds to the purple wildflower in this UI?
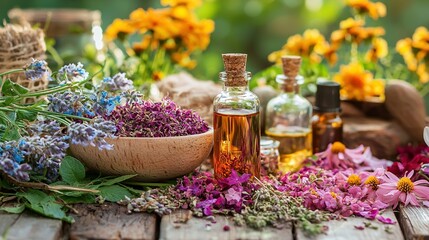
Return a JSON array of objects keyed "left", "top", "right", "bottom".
[
  {"left": 0, "top": 141, "right": 31, "bottom": 181},
  {"left": 120, "top": 90, "right": 143, "bottom": 104},
  {"left": 91, "top": 91, "right": 121, "bottom": 116},
  {"left": 68, "top": 118, "right": 116, "bottom": 150},
  {"left": 101, "top": 72, "right": 134, "bottom": 92},
  {"left": 57, "top": 62, "right": 89, "bottom": 83},
  {"left": 104, "top": 98, "right": 209, "bottom": 137},
  {"left": 48, "top": 91, "right": 95, "bottom": 117},
  {"left": 20, "top": 122, "right": 70, "bottom": 182},
  {"left": 24, "top": 59, "right": 50, "bottom": 80}
]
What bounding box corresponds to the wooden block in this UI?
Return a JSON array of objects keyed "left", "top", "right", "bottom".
[
  {"left": 399, "top": 206, "right": 429, "bottom": 240},
  {"left": 0, "top": 212, "right": 20, "bottom": 235},
  {"left": 296, "top": 209, "right": 403, "bottom": 240},
  {"left": 69, "top": 203, "right": 157, "bottom": 240},
  {"left": 5, "top": 212, "right": 63, "bottom": 240},
  {"left": 159, "top": 210, "right": 293, "bottom": 240}
]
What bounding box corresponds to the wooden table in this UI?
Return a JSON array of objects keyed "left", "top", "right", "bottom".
[{"left": 1, "top": 203, "right": 428, "bottom": 240}]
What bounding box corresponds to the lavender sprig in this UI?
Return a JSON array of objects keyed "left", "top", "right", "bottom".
[
  {"left": 47, "top": 91, "right": 95, "bottom": 117},
  {"left": 24, "top": 59, "right": 50, "bottom": 80},
  {"left": 91, "top": 91, "right": 121, "bottom": 116},
  {"left": 101, "top": 72, "right": 134, "bottom": 92},
  {"left": 56, "top": 62, "right": 89, "bottom": 83},
  {"left": 68, "top": 118, "right": 116, "bottom": 150},
  {"left": 0, "top": 141, "right": 31, "bottom": 181}
]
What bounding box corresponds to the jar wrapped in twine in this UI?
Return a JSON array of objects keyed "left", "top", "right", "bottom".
[{"left": 0, "top": 23, "right": 48, "bottom": 103}]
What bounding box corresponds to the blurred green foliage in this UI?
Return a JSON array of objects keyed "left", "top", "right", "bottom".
[{"left": 0, "top": 0, "right": 428, "bottom": 82}]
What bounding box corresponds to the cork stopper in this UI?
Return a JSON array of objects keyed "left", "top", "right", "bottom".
[
  {"left": 222, "top": 53, "right": 248, "bottom": 86},
  {"left": 281, "top": 56, "right": 301, "bottom": 79},
  {"left": 279, "top": 56, "right": 302, "bottom": 92}
]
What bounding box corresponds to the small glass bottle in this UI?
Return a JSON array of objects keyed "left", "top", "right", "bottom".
[
  {"left": 311, "top": 81, "right": 343, "bottom": 153},
  {"left": 260, "top": 136, "right": 280, "bottom": 176},
  {"left": 265, "top": 56, "right": 312, "bottom": 173},
  {"left": 213, "top": 53, "right": 261, "bottom": 179}
]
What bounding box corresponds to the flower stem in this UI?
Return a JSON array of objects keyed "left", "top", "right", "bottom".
[
  {"left": 0, "top": 69, "right": 23, "bottom": 77},
  {"left": 9, "top": 104, "right": 92, "bottom": 122}
]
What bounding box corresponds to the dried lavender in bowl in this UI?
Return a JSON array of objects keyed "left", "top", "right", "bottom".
[{"left": 104, "top": 98, "right": 210, "bottom": 137}]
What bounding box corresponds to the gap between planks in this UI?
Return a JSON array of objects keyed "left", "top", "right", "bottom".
[{"left": 399, "top": 206, "right": 429, "bottom": 240}]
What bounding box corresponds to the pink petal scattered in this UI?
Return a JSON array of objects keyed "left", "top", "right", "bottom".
[
  {"left": 354, "top": 225, "right": 365, "bottom": 230},
  {"left": 376, "top": 215, "right": 396, "bottom": 224}
]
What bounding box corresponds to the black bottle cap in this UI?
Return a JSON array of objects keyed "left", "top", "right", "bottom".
[{"left": 314, "top": 81, "right": 341, "bottom": 113}]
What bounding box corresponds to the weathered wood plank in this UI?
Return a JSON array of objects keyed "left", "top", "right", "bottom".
[
  {"left": 159, "top": 210, "right": 293, "bottom": 240},
  {"left": 297, "top": 209, "right": 403, "bottom": 240},
  {"left": 5, "top": 212, "right": 63, "bottom": 240},
  {"left": 0, "top": 211, "right": 20, "bottom": 236},
  {"left": 399, "top": 206, "right": 429, "bottom": 240},
  {"left": 69, "top": 203, "right": 157, "bottom": 240}
]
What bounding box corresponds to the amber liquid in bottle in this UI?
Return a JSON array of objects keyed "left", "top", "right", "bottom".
[
  {"left": 265, "top": 127, "right": 312, "bottom": 173},
  {"left": 312, "top": 112, "right": 343, "bottom": 154},
  {"left": 213, "top": 110, "right": 261, "bottom": 179}
]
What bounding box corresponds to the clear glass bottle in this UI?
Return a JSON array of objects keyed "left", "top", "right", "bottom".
[
  {"left": 312, "top": 81, "right": 343, "bottom": 153},
  {"left": 265, "top": 56, "right": 312, "bottom": 173},
  {"left": 260, "top": 136, "right": 280, "bottom": 176},
  {"left": 213, "top": 54, "right": 261, "bottom": 179}
]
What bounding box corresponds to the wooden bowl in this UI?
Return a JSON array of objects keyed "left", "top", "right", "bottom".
[{"left": 69, "top": 129, "right": 213, "bottom": 181}]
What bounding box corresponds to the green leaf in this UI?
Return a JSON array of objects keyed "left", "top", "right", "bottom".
[
  {"left": 2, "top": 126, "right": 21, "bottom": 141},
  {"left": 18, "top": 189, "right": 48, "bottom": 205},
  {"left": 0, "top": 96, "right": 16, "bottom": 107},
  {"left": 119, "top": 183, "right": 142, "bottom": 195},
  {"left": 16, "top": 110, "right": 38, "bottom": 122},
  {"left": 0, "top": 111, "right": 21, "bottom": 140},
  {"left": 0, "top": 203, "right": 25, "bottom": 214},
  {"left": 98, "top": 175, "right": 137, "bottom": 187},
  {"left": 59, "top": 156, "right": 86, "bottom": 185},
  {"left": 1, "top": 79, "right": 29, "bottom": 96},
  {"left": 60, "top": 194, "right": 96, "bottom": 204},
  {"left": 18, "top": 189, "right": 74, "bottom": 223},
  {"left": 5, "top": 111, "right": 17, "bottom": 122},
  {"left": 99, "top": 185, "right": 132, "bottom": 202}
]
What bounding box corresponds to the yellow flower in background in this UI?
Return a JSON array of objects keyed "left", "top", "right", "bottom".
[
  {"left": 412, "top": 27, "right": 429, "bottom": 52},
  {"left": 104, "top": 0, "right": 214, "bottom": 85},
  {"left": 179, "top": 17, "right": 215, "bottom": 52},
  {"left": 337, "top": 18, "right": 384, "bottom": 44},
  {"left": 334, "top": 62, "right": 384, "bottom": 101},
  {"left": 161, "top": 0, "right": 202, "bottom": 9},
  {"left": 346, "top": 0, "right": 386, "bottom": 19},
  {"left": 268, "top": 29, "right": 328, "bottom": 64},
  {"left": 152, "top": 71, "right": 165, "bottom": 81},
  {"left": 417, "top": 63, "right": 429, "bottom": 83},
  {"left": 340, "top": 17, "right": 364, "bottom": 30},
  {"left": 365, "top": 37, "right": 388, "bottom": 62},
  {"left": 104, "top": 19, "right": 134, "bottom": 42},
  {"left": 396, "top": 26, "right": 429, "bottom": 83},
  {"left": 172, "top": 52, "right": 197, "bottom": 69}
]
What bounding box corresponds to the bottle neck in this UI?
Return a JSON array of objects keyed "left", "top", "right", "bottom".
[
  {"left": 279, "top": 82, "right": 300, "bottom": 95},
  {"left": 222, "top": 85, "right": 249, "bottom": 92},
  {"left": 276, "top": 74, "right": 302, "bottom": 95}
]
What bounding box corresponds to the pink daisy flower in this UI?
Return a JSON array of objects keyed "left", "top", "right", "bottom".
[
  {"left": 316, "top": 142, "right": 390, "bottom": 171},
  {"left": 376, "top": 170, "right": 429, "bottom": 208}
]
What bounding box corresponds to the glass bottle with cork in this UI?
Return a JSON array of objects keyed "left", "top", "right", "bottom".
[
  {"left": 265, "top": 56, "right": 312, "bottom": 173},
  {"left": 311, "top": 81, "right": 343, "bottom": 153},
  {"left": 213, "top": 53, "right": 261, "bottom": 179}
]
